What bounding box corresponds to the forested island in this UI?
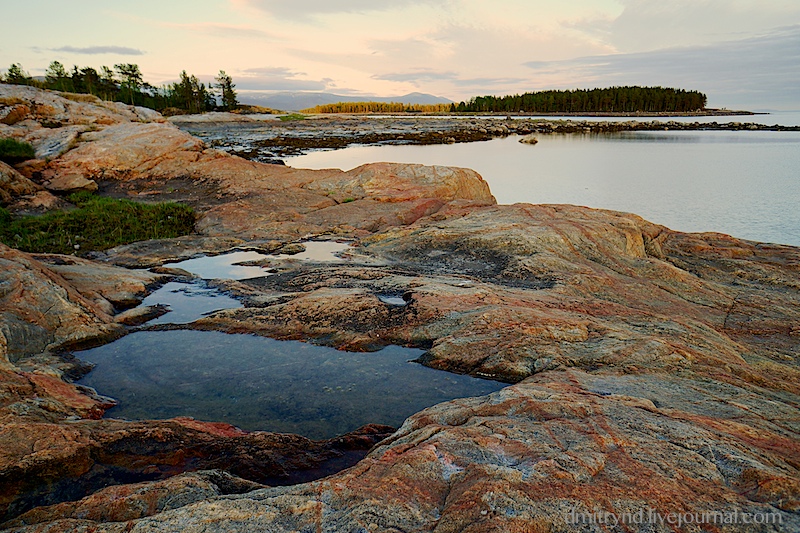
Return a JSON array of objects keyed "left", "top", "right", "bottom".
[
  {"left": 452, "top": 86, "right": 708, "bottom": 113},
  {"left": 304, "top": 87, "right": 710, "bottom": 115}
]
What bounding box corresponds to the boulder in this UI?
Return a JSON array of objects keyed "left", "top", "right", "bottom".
[
  {"left": 43, "top": 173, "right": 97, "bottom": 193},
  {"left": 0, "top": 161, "right": 41, "bottom": 205},
  {"left": 0, "top": 244, "right": 122, "bottom": 362}
]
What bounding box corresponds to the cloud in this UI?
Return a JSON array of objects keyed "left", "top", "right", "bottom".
[
  {"left": 236, "top": 0, "right": 424, "bottom": 19},
  {"left": 373, "top": 69, "right": 528, "bottom": 92},
  {"left": 602, "top": 0, "right": 800, "bottom": 52},
  {"left": 166, "top": 22, "right": 273, "bottom": 40},
  {"left": 49, "top": 45, "right": 144, "bottom": 55},
  {"left": 237, "top": 66, "right": 332, "bottom": 91},
  {"left": 372, "top": 69, "right": 460, "bottom": 83},
  {"left": 523, "top": 26, "right": 800, "bottom": 109}
]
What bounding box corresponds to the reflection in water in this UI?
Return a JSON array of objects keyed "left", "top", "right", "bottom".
[
  {"left": 140, "top": 282, "right": 242, "bottom": 325},
  {"left": 286, "top": 131, "right": 800, "bottom": 246},
  {"left": 166, "top": 241, "right": 352, "bottom": 280},
  {"left": 167, "top": 251, "right": 273, "bottom": 280},
  {"left": 78, "top": 331, "right": 505, "bottom": 440}
]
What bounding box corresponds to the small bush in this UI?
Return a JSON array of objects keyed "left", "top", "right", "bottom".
[
  {"left": 0, "top": 193, "right": 195, "bottom": 254},
  {"left": 0, "top": 138, "right": 36, "bottom": 164}
]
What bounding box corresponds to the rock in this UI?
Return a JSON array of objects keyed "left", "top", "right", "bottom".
[
  {"left": 0, "top": 244, "right": 123, "bottom": 362},
  {"left": 0, "top": 161, "right": 41, "bottom": 205},
  {"left": 0, "top": 104, "right": 30, "bottom": 126},
  {"left": 519, "top": 133, "right": 538, "bottom": 144},
  {"left": 24, "top": 125, "right": 85, "bottom": 160},
  {"left": 32, "top": 253, "right": 165, "bottom": 309},
  {"left": 168, "top": 112, "right": 257, "bottom": 125},
  {"left": 43, "top": 173, "right": 98, "bottom": 193},
  {"left": 0, "top": 417, "right": 394, "bottom": 525},
  {"left": 0, "top": 85, "right": 164, "bottom": 128},
  {"left": 113, "top": 304, "right": 169, "bottom": 325},
  {"left": 100, "top": 236, "right": 246, "bottom": 268},
  {"left": 3, "top": 470, "right": 263, "bottom": 528},
  {"left": 275, "top": 243, "right": 305, "bottom": 255},
  {"left": 7, "top": 190, "right": 66, "bottom": 214},
  {"left": 16, "top": 369, "right": 795, "bottom": 532}
]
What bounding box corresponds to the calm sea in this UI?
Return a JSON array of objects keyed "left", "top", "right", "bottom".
[{"left": 286, "top": 129, "right": 800, "bottom": 247}]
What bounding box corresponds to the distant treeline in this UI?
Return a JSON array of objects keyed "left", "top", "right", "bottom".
[
  {"left": 453, "top": 86, "right": 707, "bottom": 113},
  {"left": 1, "top": 61, "right": 238, "bottom": 113},
  {"left": 304, "top": 102, "right": 453, "bottom": 114}
]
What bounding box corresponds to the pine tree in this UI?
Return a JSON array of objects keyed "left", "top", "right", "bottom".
[
  {"left": 215, "top": 70, "right": 238, "bottom": 111},
  {"left": 45, "top": 61, "right": 69, "bottom": 91},
  {"left": 4, "top": 63, "right": 31, "bottom": 85},
  {"left": 114, "top": 63, "right": 143, "bottom": 105}
]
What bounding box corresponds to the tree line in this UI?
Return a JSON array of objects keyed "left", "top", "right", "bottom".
[
  {"left": 452, "top": 86, "right": 707, "bottom": 113},
  {"left": 1, "top": 61, "right": 238, "bottom": 114},
  {"left": 303, "top": 102, "right": 452, "bottom": 114}
]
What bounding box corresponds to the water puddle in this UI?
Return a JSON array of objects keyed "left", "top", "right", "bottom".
[
  {"left": 140, "top": 282, "right": 242, "bottom": 325},
  {"left": 377, "top": 294, "right": 409, "bottom": 306},
  {"left": 138, "top": 241, "right": 352, "bottom": 324},
  {"left": 166, "top": 241, "right": 352, "bottom": 280},
  {"left": 77, "top": 330, "right": 505, "bottom": 440}
]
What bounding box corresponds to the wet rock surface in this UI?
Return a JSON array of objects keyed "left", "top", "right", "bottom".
[
  {"left": 0, "top": 85, "right": 798, "bottom": 532},
  {"left": 175, "top": 113, "right": 800, "bottom": 164}
]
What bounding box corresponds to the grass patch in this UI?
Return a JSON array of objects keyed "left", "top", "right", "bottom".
[
  {"left": 278, "top": 113, "right": 306, "bottom": 121},
  {"left": 0, "top": 138, "right": 36, "bottom": 164},
  {"left": 0, "top": 192, "right": 195, "bottom": 255}
]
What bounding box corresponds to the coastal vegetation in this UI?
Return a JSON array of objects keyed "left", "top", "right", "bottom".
[
  {"left": 278, "top": 113, "right": 307, "bottom": 121},
  {"left": 303, "top": 102, "right": 452, "bottom": 114},
  {"left": 1, "top": 61, "right": 238, "bottom": 114},
  {"left": 305, "top": 87, "right": 708, "bottom": 115},
  {"left": 453, "top": 86, "right": 707, "bottom": 113},
  {"left": 0, "top": 192, "right": 195, "bottom": 255},
  {"left": 0, "top": 138, "right": 35, "bottom": 164}
]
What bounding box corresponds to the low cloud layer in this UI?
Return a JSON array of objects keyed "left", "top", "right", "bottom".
[
  {"left": 50, "top": 45, "right": 144, "bottom": 56},
  {"left": 236, "top": 66, "right": 333, "bottom": 91},
  {"left": 238, "top": 0, "right": 423, "bottom": 19}
]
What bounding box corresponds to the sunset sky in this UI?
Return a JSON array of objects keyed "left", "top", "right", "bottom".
[{"left": 1, "top": 0, "right": 798, "bottom": 109}]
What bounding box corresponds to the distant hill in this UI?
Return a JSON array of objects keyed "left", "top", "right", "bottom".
[{"left": 238, "top": 91, "right": 452, "bottom": 112}]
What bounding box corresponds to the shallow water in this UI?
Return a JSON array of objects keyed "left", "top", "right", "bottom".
[
  {"left": 78, "top": 330, "right": 505, "bottom": 440},
  {"left": 286, "top": 131, "right": 800, "bottom": 247},
  {"left": 166, "top": 241, "right": 351, "bottom": 280},
  {"left": 140, "top": 282, "right": 242, "bottom": 325}
]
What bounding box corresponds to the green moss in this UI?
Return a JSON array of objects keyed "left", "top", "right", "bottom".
[
  {"left": 0, "top": 138, "right": 36, "bottom": 164},
  {"left": 342, "top": 197, "right": 355, "bottom": 203},
  {"left": 0, "top": 193, "right": 195, "bottom": 254},
  {"left": 278, "top": 113, "right": 306, "bottom": 121}
]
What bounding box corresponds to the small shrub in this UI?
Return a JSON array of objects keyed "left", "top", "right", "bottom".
[
  {"left": 0, "top": 138, "right": 36, "bottom": 164},
  {"left": 0, "top": 193, "right": 195, "bottom": 254}
]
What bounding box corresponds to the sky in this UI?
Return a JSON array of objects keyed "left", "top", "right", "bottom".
[{"left": 1, "top": 0, "right": 798, "bottom": 110}]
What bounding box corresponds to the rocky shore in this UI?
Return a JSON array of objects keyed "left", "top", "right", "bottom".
[
  {"left": 168, "top": 113, "right": 800, "bottom": 163},
  {"left": 1, "top": 84, "right": 798, "bottom": 532}
]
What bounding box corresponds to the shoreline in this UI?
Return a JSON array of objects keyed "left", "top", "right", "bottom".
[
  {"left": 172, "top": 114, "right": 800, "bottom": 163},
  {"left": 295, "top": 108, "right": 761, "bottom": 118}
]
